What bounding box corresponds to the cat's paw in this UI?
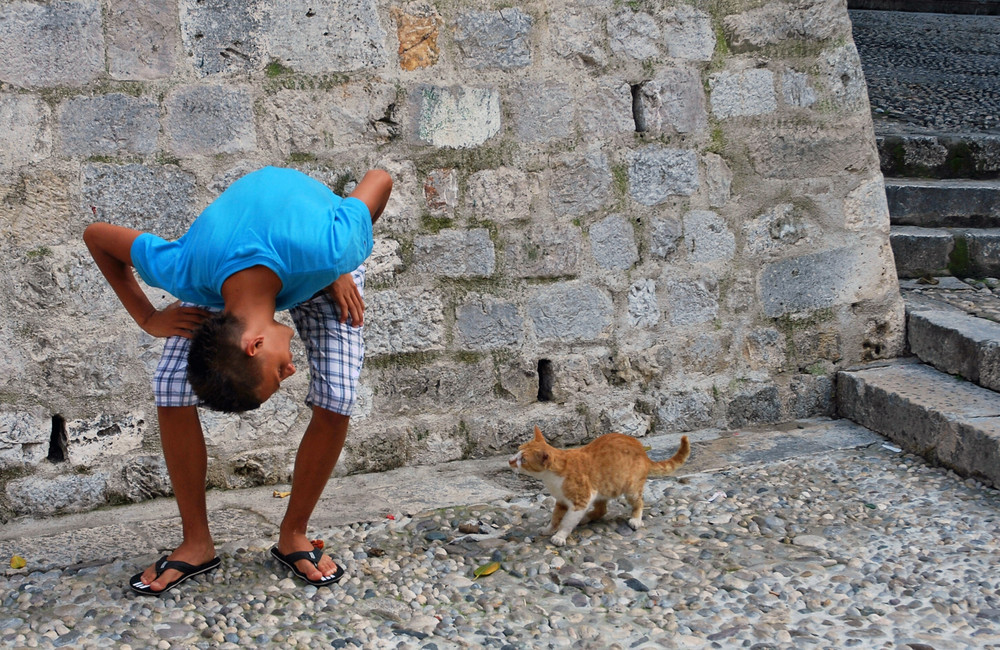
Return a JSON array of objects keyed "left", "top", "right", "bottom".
[
  {"left": 550, "top": 533, "right": 568, "bottom": 546},
  {"left": 627, "top": 517, "right": 643, "bottom": 530}
]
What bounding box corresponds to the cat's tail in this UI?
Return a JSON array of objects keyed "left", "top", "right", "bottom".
[{"left": 648, "top": 435, "right": 690, "bottom": 476}]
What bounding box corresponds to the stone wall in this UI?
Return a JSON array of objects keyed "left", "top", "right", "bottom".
[{"left": 0, "top": 0, "right": 905, "bottom": 519}]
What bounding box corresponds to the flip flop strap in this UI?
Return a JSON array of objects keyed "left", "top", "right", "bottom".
[
  {"left": 155, "top": 557, "right": 203, "bottom": 576},
  {"left": 280, "top": 548, "right": 323, "bottom": 567}
]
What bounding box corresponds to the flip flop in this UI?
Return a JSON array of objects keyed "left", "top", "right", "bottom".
[
  {"left": 129, "top": 555, "right": 221, "bottom": 597},
  {"left": 269, "top": 545, "right": 345, "bottom": 587}
]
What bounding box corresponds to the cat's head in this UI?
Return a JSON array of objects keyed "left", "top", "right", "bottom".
[{"left": 508, "top": 425, "right": 551, "bottom": 475}]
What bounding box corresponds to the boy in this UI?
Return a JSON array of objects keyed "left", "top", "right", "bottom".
[{"left": 84, "top": 165, "right": 392, "bottom": 595}]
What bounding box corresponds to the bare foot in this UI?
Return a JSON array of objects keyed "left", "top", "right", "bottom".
[
  {"left": 139, "top": 540, "right": 217, "bottom": 593},
  {"left": 275, "top": 533, "right": 339, "bottom": 582}
]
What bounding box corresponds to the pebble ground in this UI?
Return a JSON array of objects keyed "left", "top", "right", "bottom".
[{"left": 3, "top": 440, "right": 999, "bottom": 649}]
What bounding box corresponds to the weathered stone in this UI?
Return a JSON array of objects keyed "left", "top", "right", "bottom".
[
  {"left": 178, "top": 0, "right": 265, "bottom": 76},
  {"left": 414, "top": 85, "right": 501, "bottom": 149},
  {"left": 510, "top": 82, "right": 575, "bottom": 143},
  {"left": 456, "top": 296, "right": 524, "bottom": 350},
  {"left": 81, "top": 164, "right": 197, "bottom": 241},
  {"left": 343, "top": 421, "right": 417, "bottom": 473},
  {"left": 790, "top": 373, "right": 834, "bottom": 418},
  {"left": 504, "top": 224, "right": 582, "bottom": 278},
  {"left": 413, "top": 229, "right": 495, "bottom": 278},
  {"left": 551, "top": 7, "right": 608, "bottom": 67},
  {"left": 743, "top": 328, "right": 788, "bottom": 370},
  {"left": 0, "top": 94, "right": 51, "bottom": 170},
  {"left": 651, "top": 217, "right": 683, "bottom": 259},
  {"left": 67, "top": 413, "right": 146, "bottom": 467},
  {"left": 744, "top": 203, "right": 812, "bottom": 258},
  {"left": 635, "top": 68, "right": 707, "bottom": 135},
  {"left": 678, "top": 332, "right": 732, "bottom": 374},
  {"left": 165, "top": 85, "right": 256, "bottom": 156},
  {"left": 759, "top": 247, "right": 865, "bottom": 317},
  {"left": 375, "top": 159, "right": 420, "bottom": 233},
  {"left": 463, "top": 408, "right": 587, "bottom": 453},
  {"left": 845, "top": 177, "right": 891, "bottom": 233},
  {"left": 683, "top": 211, "right": 735, "bottom": 265},
  {"left": 709, "top": 69, "right": 777, "bottom": 118},
  {"left": 727, "top": 382, "right": 781, "bottom": 428},
  {"left": 703, "top": 153, "right": 733, "bottom": 208},
  {"left": 782, "top": 70, "right": 817, "bottom": 108},
  {"left": 723, "top": 0, "right": 851, "bottom": 50},
  {"left": 608, "top": 10, "right": 660, "bottom": 60},
  {"left": 0, "top": 0, "right": 103, "bottom": 88},
  {"left": 367, "top": 238, "right": 404, "bottom": 282},
  {"left": 107, "top": 0, "right": 177, "bottom": 80},
  {"left": 600, "top": 405, "right": 650, "bottom": 438},
  {"left": 57, "top": 94, "right": 160, "bottom": 157},
  {"left": 576, "top": 82, "right": 633, "bottom": 136},
  {"left": 0, "top": 409, "right": 49, "bottom": 469},
  {"left": 664, "top": 276, "right": 718, "bottom": 326},
  {"left": 748, "top": 125, "right": 876, "bottom": 180},
  {"left": 590, "top": 214, "right": 639, "bottom": 271},
  {"left": 528, "top": 283, "right": 613, "bottom": 342},
  {"left": 549, "top": 149, "right": 612, "bottom": 217},
  {"left": 7, "top": 473, "right": 110, "bottom": 516},
  {"left": 466, "top": 168, "right": 536, "bottom": 222},
  {"left": 628, "top": 279, "right": 659, "bottom": 328},
  {"left": 628, "top": 146, "right": 700, "bottom": 205},
  {"left": 200, "top": 394, "right": 300, "bottom": 447},
  {"left": 118, "top": 455, "right": 172, "bottom": 502},
  {"left": 656, "top": 389, "right": 715, "bottom": 432},
  {"left": 267, "top": 0, "right": 388, "bottom": 73},
  {"left": 497, "top": 358, "right": 540, "bottom": 404},
  {"left": 662, "top": 5, "right": 715, "bottom": 62},
  {"left": 901, "top": 136, "right": 949, "bottom": 169},
  {"left": 819, "top": 44, "right": 868, "bottom": 110},
  {"left": 423, "top": 168, "right": 458, "bottom": 214},
  {"left": 366, "top": 289, "right": 445, "bottom": 356},
  {"left": 392, "top": 4, "right": 442, "bottom": 71},
  {"left": 455, "top": 9, "right": 532, "bottom": 70}
]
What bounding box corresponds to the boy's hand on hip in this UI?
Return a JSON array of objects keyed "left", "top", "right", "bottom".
[
  {"left": 141, "top": 301, "right": 211, "bottom": 338},
  {"left": 327, "top": 274, "right": 364, "bottom": 327}
]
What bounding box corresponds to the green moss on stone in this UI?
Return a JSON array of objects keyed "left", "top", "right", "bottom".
[{"left": 948, "top": 236, "right": 972, "bottom": 277}]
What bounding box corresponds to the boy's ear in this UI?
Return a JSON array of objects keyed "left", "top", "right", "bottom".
[{"left": 245, "top": 335, "right": 264, "bottom": 357}]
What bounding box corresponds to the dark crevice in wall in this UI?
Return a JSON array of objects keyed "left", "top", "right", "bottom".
[
  {"left": 537, "top": 359, "right": 554, "bottom": 402},
  {"left": 48, "top": 415, "right": 67, "bottom": 463},
  {"left": 630, "top": 83, "right": 647, "bottom": 133}
]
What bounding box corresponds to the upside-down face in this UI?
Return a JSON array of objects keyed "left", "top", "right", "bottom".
[{"left": 508, "top": 426, "right": 550, "bottom": 475}]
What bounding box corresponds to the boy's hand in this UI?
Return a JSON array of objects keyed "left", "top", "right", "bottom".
[
  {"left": 140, "top": 301, "right": 211, "bottom": 338},
  {"left": 327, "top": 274, "right": 364, "bottom": 327}
]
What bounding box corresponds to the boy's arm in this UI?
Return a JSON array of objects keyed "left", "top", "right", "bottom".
[
  {"left": 83, "top": 223, "right": 208, "bottom": 338},
  {"left": 348, "top": 169, "right": 393, "bottom": 225}
]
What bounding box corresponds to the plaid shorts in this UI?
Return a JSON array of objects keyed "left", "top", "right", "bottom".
[{"left": 153, "top": 267, "right": 365, "bottom": 416}]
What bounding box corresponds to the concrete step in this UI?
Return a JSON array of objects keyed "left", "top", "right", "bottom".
[
  {"left": 886, "top": 178, "right": 1000, "bottom": 228},
  {"left": 907, "top": 308, "right": 1000, "bottom": 391},
  {"left": 837, "top": 360, "right": 1000, "bottom": 488},
  {"left": 876, "top": 133, "right": 1000, "bottom": 180},
  {"left": 890, "top": 226, "right": 1000, "bottom": 278}
]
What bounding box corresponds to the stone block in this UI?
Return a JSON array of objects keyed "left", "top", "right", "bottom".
[
  {"left": 634, "top": 68, "right": 707, "bottom": 135},
  {"left": 178, "top": 0, "right": 265, "bottom": 76},
  {"left": 608, "top": 10, "right": 660, "bottom": 60},
  {"left": 655, "top": 388, "right": 715, "bottom": 432},
  {"left": 165, "top": 85, "right": 257, "bottom": 156},
  {"left": 885, "top": 179, "right": 1000, "bottom": 229},
  {"left": 66, "top": 413, "right": 146, "bottom": 467},
  {"left": 57, "top": 94, "right": 159, "bottom": 157},
  {"left": 366, "top": 289, "right": 445, "bottom": 356},
  {"left": 664, "top": 276, "right": 718, "bottom": 326},
  {"left": 82, "top": 164, "right": 197, "bottom": 241},
  {"left": 650, "top": 216, "right": 683, "bottom": 259},
  {"left": 709, "top": 69, "right": 777, "bottom": 118},
  {"left": 0, "top": 0, "right": 103, "bottom": 88},
  {"left": 0, "top": 94, "right": 51, "bottom": 170},
  {"left": 509, "top": 82, "right": 575, "bottom": 143},
  {"left": 576, "top": 82, "right": 633, "bottom": 136},
  {"left": 375, "top": 159, "right": 420, "bottom": 233},
  {"left": 414, "top": 85, "right": 501, "bottom": 149},
  {"left": 497, "top": 357, "right": 539, "bottom": 404},
  {"left": 743, "top": 328, "right": 787, "bottom": 370},
  {"left": 7, "top": 473, "right": 110, "bottom": 516},
  {"left": 466, "top": 167, "right": 536, "bottom": 222},
  {"left": 627, "top": 146, "right": 699, "bottom": 205},
  {"left": 226, "top": 449, "right": 291, "bottom": 488},
  {"left": 463, "top": 408, "right": 587, "bottom": 454},
  {"left": 423, "top": 168, "right": 458, "bottom": 215},
  {"left": 455, "top": 9, "right": 532, "bottom": 70},
  {"left": 963, "top": 230, "right": 1000, "bottom": 277},
  {"left": 413, "top": 229, "right": 495, "bottom": 278},
  {"left": 118, "top": 455, "right": 172, "bottom": 502},
  {"left": 369, "top": 359, "right": 496, "bottom": 416},
  {"left": 703, "top": 153, "right": 733, "bottom": 208},
  {"left": 627, "top": 279, "right": 659, "bottom": 328},
  {"left": 727, "top": 382, "right": 781, "bottom": 428},
  {"left": 889, "top": 226, "right": 953, "bottom": 278},
  {"left": 503, "top": 224, "right": 582, "bottom": 278},
  {"left": 749, "top": 126, "right": 876, "bottom": 180},
  {"left": 683, "top": 211, "right": 735, "bottom": 264},
  {"left": 678, "top": 332, "right": 732, "bottom": 374},
  {"left": 599, "top": 405, "right": 650, "bottom": 438},
  {"left": 0, "top": 409, "right": 48, "bottom": 469},
  {"left": 392, "top": 4, "right": 442, "bottom": 71},
  {"left": 590, "top": 214, "right": 639, "bottom": 271},
  {"left": 267, "top": 0, "right": 387, "bottom": 73},
  {"left": 551, "top": 6, "right": 608, "bottom": 67},
  {"left": 107, "top": 0, "right": 177, "bottom": 80},
  {"left": 819, "top": 44, "right": 868, "bottom": 110},
  {"left": 759, "top": 247, "right": 858, "bottom": 317},
  {"left": 844, "top": 177, "right": 890, "bottom": 233},
  {"left": 456, "top": 295, "right": 524, "bottom": 350},
  {"left": 528, "top": 283, "right": 613, "bottom": 342},
  {"left": 790, "top": 374, "right": 834, "bottom": 418},
  {"left": 723, "top": 0, "right": 850, "bottom": 50},
  {"left": 662, "top": 5, "right": 715, "bottom": 62},
  {"left": 549, "top": 149, "right": 612, "bottom": 217},
  {"left": 782, "top": 69, "right": 817, "bottom": 108},
  {"left": 343, "top": 421, "right": 417, "bottom": 473},
  {"left": 908, "top": 310, "right": 1000, "bottom": 392}
]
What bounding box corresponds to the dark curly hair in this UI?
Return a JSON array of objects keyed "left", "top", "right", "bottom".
[{"left": 188, "top": 312, "right": 264, "bottom": 413}]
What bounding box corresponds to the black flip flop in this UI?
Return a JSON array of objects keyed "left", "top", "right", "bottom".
[
  {"left": 129, "top": 555, "right": 221, "bottom": 597},
  {"left": 269, "top": 545, "right": 345, "bottom": 587}
]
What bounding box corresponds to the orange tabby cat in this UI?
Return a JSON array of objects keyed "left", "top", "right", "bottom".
[{"left": 509, "top": 426, "right": 690, "bottom": 546}]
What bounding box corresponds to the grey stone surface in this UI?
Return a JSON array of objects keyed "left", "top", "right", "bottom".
[
  {"left": 414, "top": 85, "right": 501, "bottom": 148},
  {"left": 627, "top": 279, "right": 659, "bottom": 328},
  {"left": 423, "top": 168, "right": 458, "bottom": 215},
  {"left": 455, "top": 295, "right": 524, "bottom": 350},
  {"left": 165, "top": 85, "right": 257, "bottom": 155},
  {"left": 607, "top": 10, "right": 660, "bottom": 60},
  {"left": 551, "top": 6, "right": 608, "bottom": 67},
  {"left": 723, "top": 0, "right": 851, "bottom": 50},
  {"left": 819, "top": 44, "right": 869, "bottom": 111},
  {"left": 7, "top": 472, "right": 110, "bottom": 516},
  {"left": 844, "top": 176, "right": 891, "bottom": 233},
  {"left": 962, "top": 229, "right": 1000, "bottom": 277},
  {"left": 66, "top": 413, "right": 146, "bottom": 467},
  {"left": 0, "top": 94, "right": 51, "bottom": 170},
  {"left": 57, "top": 94, "right": 160, "bottom": 157},
  {"left": 709, "top": 69, "right": 777, "bottom": 119},
  {"left": 413, "top": 228, "right": 495, "bottom": 278},
  {"left": 889, "top": 226, "right": 954, "bottom": 278},
  {"left": 661, "top": 5, "right": 715, "bottom": 62},
  {"left": 886, "top": 179, "right": 1000, "bottom": 228},
  {"left": 782, "top": 69, "right": 817, "bottom": 108},
  {"left": 760, "top": 247, "right": 869, "bottom": 317},
  {"left": 650, "top": 216, "right": 683, "bottom": 259},
  {"left": 509, "top": 82, "right": 575, "bottom": 143},
  {"left": 744, "top": 203, "right": 812, "bottom": 258},
  {"left": 267, "top": 0, "right": 388, "bottom": 73},
  {"left": 81, "top": 164, "right": 197, "bottom": 241},
  {"left": 548, "top": 149, "right": 611, "bottom": 217},
  {"left": 727, "top": 382, "right": 781, "bottom": 428},
  {"left": 908, "top": 309, "right": 1000, "bottom": 391},
  {"left": 455, "top": 9, "right": 532, "bottom": 70},
  {"left": 683, "top": 210, "right": 735, "bottom": 265},
  {"left": 634, "top": 67, "right": 707, "bottom": 135},
  {"left": 703, "top": 152, "right": 733, "bottom": 208},
  {"left": 366, "top": 361, "right": 497, "bottom": 417},
  {"left": 655, "top": 388, "right": 715, "bottom": 432},
  {"left": 503, "top": 224, "right": 582, "bottom": 278},
  {"left": 366, "top": 289, "right": 445, "bottom": 356},
  {"left": 178, "top": 0, "right": 265, "bottom": 76},
  {"left": 466, "top": 167, "right": 535, "bottom": 222},
  {"left": 0, "top": 410, "right": 48, "bottom": 470},
  {"left": 0, "top": 0, "right": 103, "bottom": 88},
  {"left": 528, "top": 283, "right": 613, "bottom": 342},
  {"left": 749, "top": 126, "right": 877, "bottom": 180},
  {"left": 664, "top": 276, "right": 718, "bottom": 326},
  {"left": 575, "top": 82, "right": 633, "bottom": 137},
  {"left": 627, "top": 146, "right": 699, "bottom": 205},
  {"left": 589, "top": 214, "right": 638, "bottom": 271},
  {"left": 107, "top": 0, "right": 178, "bottom": 80}
]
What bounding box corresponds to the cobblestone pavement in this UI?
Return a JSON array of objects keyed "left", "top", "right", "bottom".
[{"left": 850, "top": 10, "right": 1000, "bottom": 135}]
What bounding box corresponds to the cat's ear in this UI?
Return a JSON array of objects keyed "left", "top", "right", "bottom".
[{"left": 533, "top": 425, "right": 545, "bottom": 442}]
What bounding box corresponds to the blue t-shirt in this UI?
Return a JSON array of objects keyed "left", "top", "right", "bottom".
[{"left": 131, "top": 167, "right": 373, "bottom": 311}]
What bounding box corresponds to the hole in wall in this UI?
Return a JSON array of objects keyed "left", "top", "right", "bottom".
[
  {"left": 537, "top": 359, "right": 554, "bottom": 402},
  {"left": 630, "top": 83, "right": 647, "bottom": 133},
  {"left": 47, "top": 415, "right": 67, "bottom": 463}
]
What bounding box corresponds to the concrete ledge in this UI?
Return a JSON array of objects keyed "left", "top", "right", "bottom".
[
  {"left": 887, "top": 179, "right": 1000, "bottom": 228},
  {"left": 838, "top": 360, "right": 1000, "bottom": 488},
  {"left": 908, "top": 309, "right": 1000, "bottom": 390}
]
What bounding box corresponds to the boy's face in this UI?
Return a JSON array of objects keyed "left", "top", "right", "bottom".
[{"left": 253, "top": 322, "right": 297, "bottom": 402}]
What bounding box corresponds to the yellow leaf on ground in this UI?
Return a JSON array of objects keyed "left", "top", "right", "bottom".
[
  {"left": 10, "top": 555, "right": 26, "bottom": 569},
  {"left": 273, "top": 490, "right": 291, "bottom": 498},
  {"left": 473, "top": 561, "right": 501, "bottom": 579}
]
